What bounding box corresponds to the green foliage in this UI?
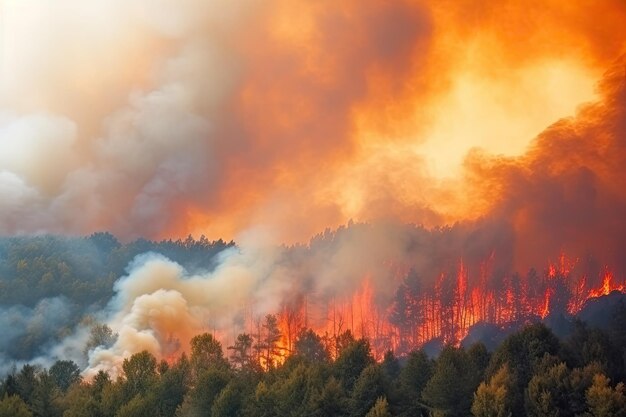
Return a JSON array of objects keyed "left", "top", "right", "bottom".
[
  {"left": 57, "top": 383, "right": 101, "bottom": 417},
  {"left": 115, "top": 394, "right": 154, "bottom": 417},
  {"left": 564, "top": 321, "right": 622, "bottom": 379},
  {"left": 524, "top": 361, "right": 598, "bottom": 417},
  {"left": 381, "top": 350, "right": 400, "bottom": 381},
  {"left": 245, "top": 362, "right": 323, "bottom": 417},
  {"left": 30, "top": 370, "right": 62, "bottom": 417},
  {"left": 365, "top": 397, "right": 392, "bottom": 417},
  {"left": 399, "top": 348, "right": 432, "bottom": 392},
  {"left": 486, "top": 323, "right": 561, "bottom": 417},
  {"left": 351, "top": 364, "right": 387, "bottom": 417},
  {"left": 15, "top": 365, "right": 38, "bottom": 406},
  {"left": 585, "top": 373, "right": 626, "bottom": 417},
  {"left": 421, "top": 345, "right": 481, "bottom": 417},
  {"left": 308, "top": 377, "right": 349, "bottom": 417},
  {"left": 2, "top": 317, "right": 626, "bottom": 417},
  {"left": 190, "top": 333, "right": 228, "bottom": 374},
  {"left": 468, "top": 343, "right": 491, "bottom": 380},
  {"left": 49, "top": 360, "right": 82, "bottom": 392},
  {"left": 471, "top": 364, "right": 514, "bottom": 417},
  {"left": 251, "top": 381, "right": 277, "bottom": 417},
  {"left": 275, "top": 364, "right": 314, "bottom": 416},
  {"left": 396, "top": 348, "right": 432, "bottom": 415},
  {"left": 92, "top": 370, "right": 112, "bottom": 399},
  {"left": 228, "top": 333, "right": 255, "bottom": 370},
  {"left": 176, "top": 367, "right": 230, "bottom": 416},
  {"left": 100, "top": 381, "right": 125, "bottom": 417},
  {"left": 0, "top": 394, "right": 33, "bottom": 417},
  {"left": 121, "top": 351, "right": 158, "bottom": 399},
  {"left": 211, "top": 380, "right": 249, "bottom": 417},
  {"left": 153, "top": 355, "right": 191, "bottom": 417},
  {"left": 294, "top": 328, "right": 330, "bottom": 363},
  {"left": 334, "top": 339, "right": 374, "bottom": 392}
]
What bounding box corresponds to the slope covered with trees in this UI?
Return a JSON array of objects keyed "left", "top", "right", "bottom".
[
  {"left": 1, "top": 231, "right": 626, "bottom": 416},
  {"left": 0, "top": 233, "right": 232, "bottom": 362}
]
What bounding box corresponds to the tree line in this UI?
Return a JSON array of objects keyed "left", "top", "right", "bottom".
[{"left": 1, "top": 303, "right": 626, "bottom": 417}]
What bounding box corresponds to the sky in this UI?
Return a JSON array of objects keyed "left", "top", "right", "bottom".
[{"left": 0, "top": 0, "right": 625, "bottom": 243}]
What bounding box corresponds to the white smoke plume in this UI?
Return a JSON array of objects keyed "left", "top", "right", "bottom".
[
  {"left": 2, "top": 0, "right": 626, "bottom": 378},
  {"left": 84, "top": 245, "right": 273, "bottom": 378},
  {"left": 80, "top": 222, "right": 425, "bottom": 377},
  {"left": 0, "top": 0, "right": 252, "bottom": 238}
]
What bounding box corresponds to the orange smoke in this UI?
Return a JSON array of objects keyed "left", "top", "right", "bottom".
[
  {"left": 171, "top": 0, "right": 626, "bottom": 242},
  {"left": 1, "top": 1, "right": 625, "bottom": 241},
  {"left": 5, "top": 0, "right": 626, "bottom": 373}
]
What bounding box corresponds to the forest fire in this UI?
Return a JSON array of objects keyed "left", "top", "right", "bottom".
[
  {"left": 3, "top": 0, "right": 626, "bottom": 414},
  {"left": 588, "top": 270, "right": 625, "bottom": 299},
  {"left": 260, "top": 253, "right": 626, "bottom": 362},
  {"left": 1, "top": 0, "right": 626, "bottom": 389}
]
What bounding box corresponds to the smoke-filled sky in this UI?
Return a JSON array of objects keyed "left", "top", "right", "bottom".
[
  {"left": 0, "top": 0, "right": 625, "bottom": 243},
  {"left": 3, "top": 0, "right": 626, "bottom": 376}
]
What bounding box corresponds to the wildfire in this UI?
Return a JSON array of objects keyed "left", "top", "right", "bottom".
[
  {"left": 260, "top": 253, "right": 626, "bottom": 360},
  {"left": 589, "top": 270, "right": 625, "bottom": 299},
  {"left": 541, "top": 289, "right": 552, "bottom": 319}
]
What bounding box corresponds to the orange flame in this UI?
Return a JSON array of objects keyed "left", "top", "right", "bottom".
[
  {"left": 589, "top": 270, "right": 625, "bottom": 299},
  {"left": 247, "top": 253, "right": 626, "bottom": 360}
]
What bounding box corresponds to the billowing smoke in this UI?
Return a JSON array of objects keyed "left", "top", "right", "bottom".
[
  {"left": 1, "top": 0, "right": 625, "bottom": 242},
  {"left": 77, "top": 57, "right": 626, "bottom": 374},
  {"left": 2, "top": 0, "right": 626, "bottom": 375},
  {"left": 82, "top": 225, "right": 420, "bottom": 376},
  {"left": 464, "top": 58, "right": 626, "bottom": 273},
  {"left": 0, "top": 0, "right": 433, "bottom": 241},
  {"left": 0, "top": 297, "right": 75, "bottom": 374},
  {"left": 85, "top": 250, "right": 258, "bottom": 378}
]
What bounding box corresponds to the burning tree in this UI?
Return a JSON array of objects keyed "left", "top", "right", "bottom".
[
  {"left": 227, "top": 333, "right": 254, "bottom": 370},
  {"left": 255, "top": 314, "right": 286, "bottom": 370}
]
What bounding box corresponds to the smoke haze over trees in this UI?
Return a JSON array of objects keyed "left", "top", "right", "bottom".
[
  {"left": 0, "top": 226, "right": 624, "bottom": 376},
  {"left": 1, "top": 0, "right": 626, "bottom": 415}
]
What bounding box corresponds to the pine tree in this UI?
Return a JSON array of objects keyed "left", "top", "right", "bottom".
[
  {"left": 585, "top": 373, "right": 626, "bottom": 417},
  {"left": 228, "top": 333, "right": 254, "bottom": 370},
  {"left": 0, "top": 394, "right": 33, "bottom": 417},
  {"left": 471, "top": 364, "right": 514, "bottom": 417},
  {"left": 365, "top": 397, "right": 392, "bottom": 417}
]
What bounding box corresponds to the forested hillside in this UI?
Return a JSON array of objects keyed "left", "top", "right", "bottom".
[
  {"left": 1, "top": 233, "right": 625, "bottom": 416},
  {"left": 0, "top": 234, "right": 232, "bottom": 362}
]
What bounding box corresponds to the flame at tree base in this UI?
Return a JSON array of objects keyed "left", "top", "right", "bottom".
[
  {"left": 262, "top": 254, "right": 626, "bottom": 362},
  {"left": 81, "top": 240, "right": 626, "bottom": 378}
]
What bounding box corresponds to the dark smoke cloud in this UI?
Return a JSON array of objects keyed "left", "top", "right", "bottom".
[
  {"left": 0, "top": 297, "right": 75, "bottom": 374},
  {"left": 464, "top": 57, "right": 626, "bottom": 277}
]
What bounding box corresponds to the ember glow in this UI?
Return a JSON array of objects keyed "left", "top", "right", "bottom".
[
  {"left": 1, "top": 0, "right": 626, "bottom": 372},
  {"left": 267, "top": 253, "right": 626, "bottom": 361}
]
